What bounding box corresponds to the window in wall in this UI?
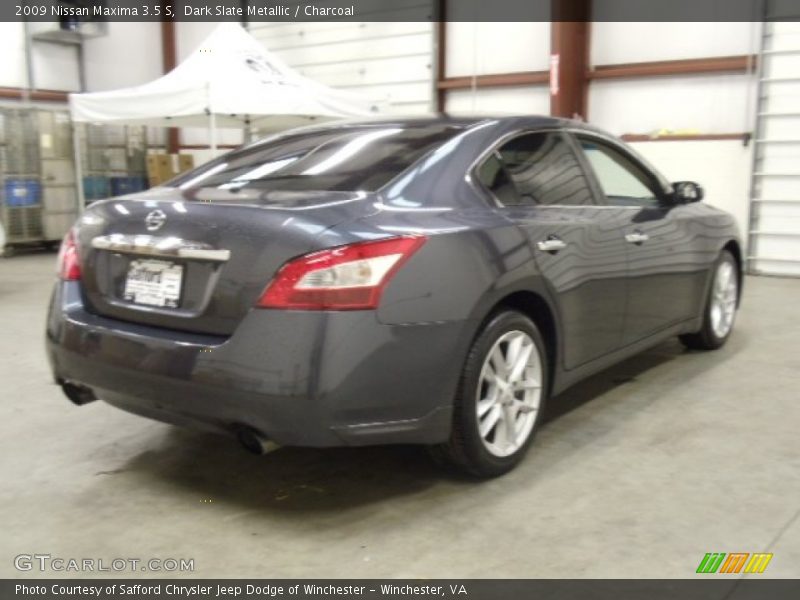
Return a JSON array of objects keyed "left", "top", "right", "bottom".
[{"left": 578, "top": 139, "right": 660, "bottom": 207}]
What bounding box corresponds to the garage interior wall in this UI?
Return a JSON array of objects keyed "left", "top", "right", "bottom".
[
  {"left": 0, "top": 22, "right": 162, "bottom": 96},
  {"left": 174, "top": 19, "right": 435, "bottom": 165},
  {"left": 592, "top": 22, "right": 761, "bottom": 251},
  {"left": 0, "top": 18, "right": 774, "bottom": 258},
  {"left": 748, "top": 20, "right": 800, "bottom": 276},
  {"left": 444, "top": 22, "right": 551, "bottom": 114},
  {"left": 588, "top": 22, "right": 761, "bottom": 251},
  {"left": 437, "top": 21, "right": 760, "bottom": 247}
]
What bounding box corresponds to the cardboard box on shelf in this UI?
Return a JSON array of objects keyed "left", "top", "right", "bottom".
[
  {"left": 146, "top": 154, "right": 174, "bottom": 186},
  {"left": 146, "top": 153, "right": 196, "bottom": 186},
  {"left": 177, "top": 154, "right": 195, "bottom": 174}
]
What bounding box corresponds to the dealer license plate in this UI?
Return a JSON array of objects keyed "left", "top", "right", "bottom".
[{"left": 123, "top": 259, "right": 183, "bottom": 308}]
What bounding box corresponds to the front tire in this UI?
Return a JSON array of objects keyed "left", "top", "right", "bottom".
[
  {"left": 680, "top": 250, "right": 739, "bottom": 350},
  {"left": 430, "top": 310, "right": 548, "bottom": 478}
]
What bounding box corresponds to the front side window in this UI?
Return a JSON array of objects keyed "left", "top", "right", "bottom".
[
  {"left": 578, "top": 139, "right": 660, "bottom": 207},
  {"left": 476, "top": 132, "right": 594, "bottom": 207}
]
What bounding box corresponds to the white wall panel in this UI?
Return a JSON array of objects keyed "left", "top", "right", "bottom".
[
  {"left": 631, "top": 140, "right": 753, "bottom": 244},
  {"left": 296, "top": 54, "right": 432, "bottom": 87},
  {"left": 761, "top": 80, "right": 800, "bottom": 114},
  {"left": 30, "top": 40, "right": 81, "bottom": 92},
  {"left": 589, "top": 74, "right": 753, "bottom": 135},
  {"left": 445, "top": 87, "right": 550, "bottom": 115},
  {"left": 758, "top": 176, "right": 800, "bottom": 200},
  {"left": 0, "top": 22, "right": 162, "bottom": 93},
  {"left": 591, "top": 22, "right": 759, "bottom": 66},
  {"left": 84, "top": 23, "right": 162, "bottom": 91},
  {"left": 259, "top": 21, "right": 426, "bottom": 48},
  {"left": 445, "top": 22, "right": 550, "bottom": 77},
  {"left": 278, "top": 33, "right": 431, "bottom": 67},
  {"left": 250, "top": 21, "right": 434, "bottom": 116},
  {"left": 0, "top": 23, "right": 28, "bottom": 88},
  {"left": 763, "top": 116, "right": 800, "bottom": 140}
]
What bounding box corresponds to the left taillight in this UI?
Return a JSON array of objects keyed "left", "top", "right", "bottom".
[
  {"left": 257, "top": 235, "right": 427, "bottom": 310},
  {"left": 57, "top": 229, "right": 81, "bottom": 281}
]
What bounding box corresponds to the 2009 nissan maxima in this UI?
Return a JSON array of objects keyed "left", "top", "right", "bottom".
[{"left": 46, "top": 116, "right": 742, "bottom": 477}]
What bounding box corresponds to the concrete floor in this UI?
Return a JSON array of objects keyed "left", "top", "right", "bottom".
[{"left": 1, "top": 252, "right": 798, "bottom": 579}]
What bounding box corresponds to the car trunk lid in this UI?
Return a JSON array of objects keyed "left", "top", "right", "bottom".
[{"left": 75, "top": 188, "right": 377, "bottom": 336}]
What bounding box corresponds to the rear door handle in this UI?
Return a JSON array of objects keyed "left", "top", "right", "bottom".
[
  {"left": 625, "top": 231, "right": 649, "bottom": 245},
  {"left": 537, "top": 237, "right": 567, "bottom": 254}
]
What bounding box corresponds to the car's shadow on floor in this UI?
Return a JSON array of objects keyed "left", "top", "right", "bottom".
[
  {"left": 115, "top": 337, "right": 727, "bottom": 515},
  {"left": 543, "top": 339, "right": 683, "bottom": 423}
]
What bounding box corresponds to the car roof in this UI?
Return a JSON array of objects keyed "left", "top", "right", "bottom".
[{"left": 277, "top": 114, "right": 603, "bottom": 135}]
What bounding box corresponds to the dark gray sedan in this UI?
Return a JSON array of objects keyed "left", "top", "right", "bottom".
[{"left": 46, "top": 116, "right": 742, "bottom": 477}]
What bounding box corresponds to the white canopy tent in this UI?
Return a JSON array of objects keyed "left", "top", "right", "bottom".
[{"left": 69, "top": 22, "right": 381, "bottom": 153}]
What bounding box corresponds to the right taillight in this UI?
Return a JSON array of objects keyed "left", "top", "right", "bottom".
[
  {"left": 257, "top": 235, "right": 427, "bottom": 310},
  {"left": 57, "top": 229, "right": 81, "bottom": 281}
]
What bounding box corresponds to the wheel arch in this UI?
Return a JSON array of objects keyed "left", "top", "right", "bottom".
[
  {"left": 722, "top": 239, "right": 744, "bottom": 305},
  {"left": 486, "top": 290, "right": 559, "bottom": 397}
]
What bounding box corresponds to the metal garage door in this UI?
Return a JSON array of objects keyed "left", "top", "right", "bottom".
[
  {"left": 248, "top": 15, "right": 434, "bottom": 116},
  {"left": 748, "top": 18, "right": 800, "bottom": 277}
]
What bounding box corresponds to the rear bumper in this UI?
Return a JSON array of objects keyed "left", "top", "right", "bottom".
[{"left": 46, "top": 282, "right": 468, "bottom": 447}]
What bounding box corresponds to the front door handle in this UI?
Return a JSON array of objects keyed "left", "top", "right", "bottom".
[
  {"left": 625, "top": 231, "right": 650, "bottom": 245},
  {"left": 537, "top": 236, "right": 567, "bottom": 254}
]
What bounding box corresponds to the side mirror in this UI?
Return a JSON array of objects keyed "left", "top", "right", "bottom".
[{"left": 671, "top": 181, "right": 704, "bottom": 204}]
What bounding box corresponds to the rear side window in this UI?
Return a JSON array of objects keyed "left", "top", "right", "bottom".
[
  {"left": 475, "top": 152, "right": 518, "bottom": 206},
  {"left": 477, "top": 131, "right": 594, "bottom": 207},
  {"left": 169, "top": 125, "right": 463, "bottom": 193}
]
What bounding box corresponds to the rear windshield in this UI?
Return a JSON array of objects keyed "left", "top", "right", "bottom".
[{"left": 168, "top": 124, "right": 463, "bottom": 193}]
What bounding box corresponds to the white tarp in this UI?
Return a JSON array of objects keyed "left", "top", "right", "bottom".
[{"left": 69, "top": 23, "right": 380, "bottom": 131}]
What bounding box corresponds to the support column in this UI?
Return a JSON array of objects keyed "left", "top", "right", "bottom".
[
  {"left": 435, "top": 0, "right": 447, "bottom": 112},
  {"left": 550, "top": 1, "right": 590, "bottom": 119},
  {"left": 161, "top": 13, "right": 179, "bottom": 153}
]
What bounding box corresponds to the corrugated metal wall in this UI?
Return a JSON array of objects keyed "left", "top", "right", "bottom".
[
  {"left": 249, "top": 21, "right": 435, "bottom": 115},
  {"left": 748, "top": 20, "right": 800, "bottom": 276}
]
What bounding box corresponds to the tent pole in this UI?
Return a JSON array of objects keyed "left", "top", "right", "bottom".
[
  {"left": 209, "top": 111, "right": 218, "bottom": 157},
  {"left": 72, "top": 122, "right": 85, "bottom": 215}
]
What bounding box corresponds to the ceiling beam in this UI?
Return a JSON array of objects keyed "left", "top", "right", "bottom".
[
  {"left": 437, "top": 71, "right": 550, "bottom": 91},
  {"left": 0, "top": 87, "right": 68, "bottom": 102},
  {"left": 621, "top": 133, "right": 749, "bottom": 142},
  {"left": 588, "top": 55, "right": 756, "bottom": 80}
]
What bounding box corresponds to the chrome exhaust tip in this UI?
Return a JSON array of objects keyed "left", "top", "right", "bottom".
[{"left": 236, "top": 427, "right": 279, "bottom": 456}]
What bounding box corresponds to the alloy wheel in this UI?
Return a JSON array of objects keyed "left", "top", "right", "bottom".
[
  {"left": 476, "top": 330, "right": 543, "bottom": 457},
  {"left": 710, "top": 260, "right": 738, "bottom": 338}
]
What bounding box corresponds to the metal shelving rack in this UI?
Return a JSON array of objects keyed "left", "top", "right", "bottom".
[
  {"left": 0, "top": 107, "right": 83, "bottom": 256},
  {"left": 0, "top": 108, "right": 46, "bottom": 256},
  {"left": 77, "top": 124, "right": 167, "bottom": 205},
  {"left": 39, "top": 109, "right": 79, "bottom": 244}
]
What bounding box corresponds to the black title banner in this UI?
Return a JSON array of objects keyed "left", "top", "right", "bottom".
[
  {"left": 5, "top": 580, "right": 800, "bottom": 600},
  {"left": 4, "top": 0, "right": 798, "bottom": 23}
]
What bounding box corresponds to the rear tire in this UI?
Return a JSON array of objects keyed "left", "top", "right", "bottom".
[
  {"left": 430, "top": 310, "right": 549, "bottom": 478},
  {"left": 680, "top": 250, "right": 739, "bottom": 350}
]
